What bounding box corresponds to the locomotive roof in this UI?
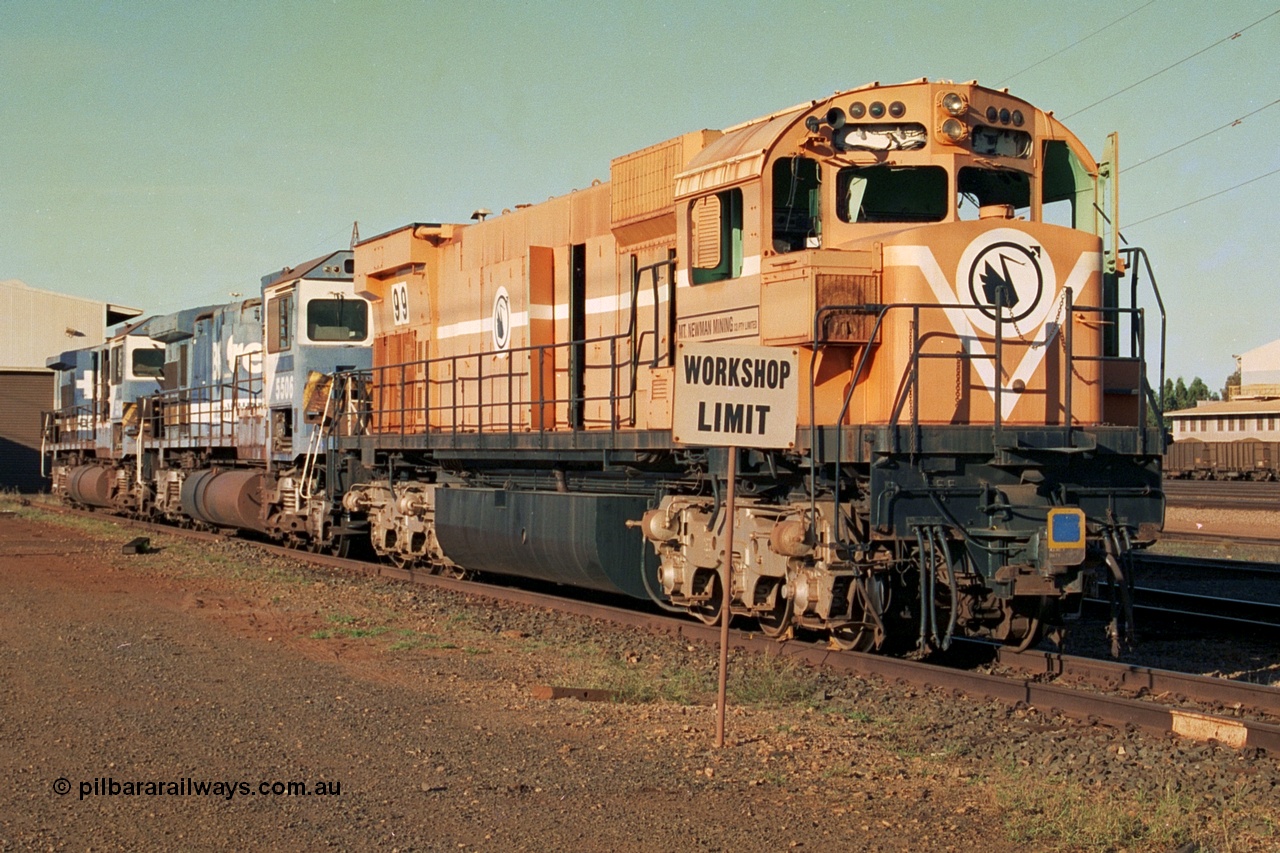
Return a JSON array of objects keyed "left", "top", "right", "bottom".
[
  {"left": 353, "top": 222, "right": 449, "bottom": 247},
  {"left": 260, "top": 249, "right": 353, "bottom": 288},
  {"left": 674, "top": 78, "right": 1055, "bottom": 199},
  {"left": 674, "top": 110, "right": 801, "bottom": 200}
]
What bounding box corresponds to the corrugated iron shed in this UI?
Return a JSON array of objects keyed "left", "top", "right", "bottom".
[
  {"left": 0, "top": 279, "right": 141, "bottom": 491},
  {"left": 0, "top": 279, "right": 141, "bottom": 371}
]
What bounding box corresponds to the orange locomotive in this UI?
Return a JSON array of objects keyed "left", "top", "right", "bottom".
[{"left": 334, "top": 78, "right": 1165, "bottom": 653}]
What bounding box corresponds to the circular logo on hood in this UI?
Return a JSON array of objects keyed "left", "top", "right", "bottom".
[
  {"left": 492, "top": 286, "right": 511, "bottom": 351},
  {"left": 957, "top": 229, "right": 1057, "bottom": 336}
]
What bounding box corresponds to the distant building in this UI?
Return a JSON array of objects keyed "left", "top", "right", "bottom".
[
  {"left": 1230, "top": 338, "right": 1280, "bottom": 401},
  {"left": 0, "top": 279, "right": 140, "bottom": 492},
  {"left": 1166, "top": 398, "right": 1280, "bottom": 443}
]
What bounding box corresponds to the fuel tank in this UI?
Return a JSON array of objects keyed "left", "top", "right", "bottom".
[
  {"left": 66, "top": 465, "right": 113, "bottom": 508},
  {"left": 434, "top": 488, "right": 656, "bottom": 599},
  {"left": 179, "top": 469, "right": 267, "bottom": 533}
]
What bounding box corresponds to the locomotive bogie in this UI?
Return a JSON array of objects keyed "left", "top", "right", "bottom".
[
  {"left": 152, "top": 467, "right": 187, "bottom": 523},
  {"left": 341, "top": 480, "right": 453, "bottom": 569},
  {"left": 640, "top": 493, "right": 883, "bottom": 641},
  {"left": 259, "top": 468, "right": 332, "bottom": 546}
]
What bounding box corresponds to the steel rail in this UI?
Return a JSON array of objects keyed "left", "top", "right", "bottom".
[
  {"left": 1163, "top": 479, "right": 1280, "bottom": 510},
  {"left": 1130, "top": 588, "right": 1280, "bottom": 629},
  {"left": 1131, "top": 552, "right": 1280, "bottom": 579},
  {"left": 986, "top": 644, "right": 1280, "bottom": 719},
  {"left": 1156, "top": 530, "right": 1280, "bottom": 549}
]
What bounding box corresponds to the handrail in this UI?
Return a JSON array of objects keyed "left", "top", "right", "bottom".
[
  {"left": 142, "top": 380, "right": 265, "bottom": 448},
  {"left": 39, "top": 412, "right": 50, "bottom": 478},
  {"left": 298, "top": 377, "right": 336, "bottom": 500},
  {"left": 1119, "top": 246, "right": 1167, "bottom": 436},
  {"left": 338, "top": 327, "right": 639, "bottom": 438},
  {"left": 810, "top": 296, "right": 1154, "bottom": 545}
]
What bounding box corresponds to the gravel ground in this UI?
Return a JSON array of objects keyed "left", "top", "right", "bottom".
[
  {"left": 0, "top": 502, "right": 1277, "bottom": 852},
  {"left": 1165, "top": 506, "right": 1280, "bottom": 544}
]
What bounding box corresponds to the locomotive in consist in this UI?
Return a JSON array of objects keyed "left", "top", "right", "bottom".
[
  {"left": 43, "top": 251, "right": 372, "bottom": 547},
  {"left": 45, "top": 79, "right": 1166, "bottom": 653}
]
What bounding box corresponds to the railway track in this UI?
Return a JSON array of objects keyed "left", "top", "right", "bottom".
[
  {"left": 1159, "top": 529, "right": 1280, "bottom": 548},
  {"left": 1163, "top": 478, "right": 1280, "bottom": 510},
  {"left": 1125, "top": 552, "right": 1280, "bottom": 630},
  {"left": 33, "top": 503, "right": 1280, "bottom": 753}
]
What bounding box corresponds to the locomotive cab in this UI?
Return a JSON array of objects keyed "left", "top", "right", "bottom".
[
  {"left": 259, "top": 251, "right": 372, "bottom": 547},
  {"left": 262, "top": 252, "right": 371, "bottom": 461},
  {"left": 645, "top": 80, "right": 1164, "bottom": 651}
]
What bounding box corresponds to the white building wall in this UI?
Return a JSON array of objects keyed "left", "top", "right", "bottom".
[
  {"left": 1240, "top": 339, "right": 1280, "bottom": 389},
  {"left": 0, "top": 279, "right": 115, "bottom": 371}
]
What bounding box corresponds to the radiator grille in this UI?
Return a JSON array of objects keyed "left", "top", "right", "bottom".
[{"left": 816, "top": 273, "right": 880, "bottom": 343}]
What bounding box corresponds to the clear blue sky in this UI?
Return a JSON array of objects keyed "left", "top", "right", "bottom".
[{"left": 3, "top": 0, "right": 1275, "bottom": 387}]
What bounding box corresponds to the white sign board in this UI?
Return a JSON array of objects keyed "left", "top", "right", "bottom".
[
  {"left": 390, "top": 281, "right": 410, "bottom": 326},
  {"left": 672, "top": 342, "right": 800, "bottom": 449}
]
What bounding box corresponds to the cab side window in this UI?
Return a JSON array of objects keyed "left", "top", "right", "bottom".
[
  {"left": 691, "top": 188, "right": 743, "bottom": 284},
  {"left": 267, "top": 293, "right": 293, "bottom": 353},
  {"left": 772, "top": 157, "right": 821, "bottom": 252}
]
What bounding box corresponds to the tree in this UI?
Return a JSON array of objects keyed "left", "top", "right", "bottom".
[
  {"left": 1162, "top": 375, "right": 1218, "bottom": 413},
  {"left": 1221, "top": 368, "right": 1241, "bottom": 401}
]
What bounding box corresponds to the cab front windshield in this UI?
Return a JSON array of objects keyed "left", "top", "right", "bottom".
[
  {"left": 131, "top": 348, "right": 165, "bottom": 379},
  {"left": 833, "top": 165, "right": 1032, "bottom": 223},
  {"left": 306, "top": 298, "right": 369, "bottom": 342},
  {"left": 837, "top": 165, "right": 948, "bottom": 223}
]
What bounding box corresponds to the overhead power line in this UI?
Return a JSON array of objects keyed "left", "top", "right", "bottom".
[
  {"left": 1125, "top": 167, "right": 1280, "bottom": 228},
  {"left": 1124, "top": 98, "right": 1280, "bottom": 172},
  {"left": 1063, "top": 8, "right": 1280, "bottom": 119},
  {"left": 996, "top": 0, "right": 1158, "bottom": 87}
]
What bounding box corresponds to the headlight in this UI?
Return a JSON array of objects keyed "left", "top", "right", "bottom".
[
  {"left": 941, "top": 118, "right": 968, "bottom": 143},
  {"left": 942, "top": 91, "right": 968, "bottom": 116}
]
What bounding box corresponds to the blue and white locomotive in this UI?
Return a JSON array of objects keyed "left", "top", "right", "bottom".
[{"left": 43, "top": 250, "right": 371, "bottom": 550}]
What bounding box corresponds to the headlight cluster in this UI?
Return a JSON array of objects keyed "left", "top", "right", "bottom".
[
  {"left": 985, "top": 105, "right": 1025, "bottom": 127},
  {"left": 805, "top": 89, "right": 1025, "bottom": 149}
]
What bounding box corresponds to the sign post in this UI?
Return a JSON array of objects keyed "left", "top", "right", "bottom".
[{"left": 672, "top": 342, "right": 799, "bottom": 748}]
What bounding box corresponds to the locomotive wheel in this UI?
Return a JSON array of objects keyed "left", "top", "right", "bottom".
[
  {"left": 1001, "top": 596, "right": 1052, "bottom": 651},
  {"left": 691, "top": 572, "right": 724, "bottom": 626},
  {"left": 829, "top": 623, "right": 877, "bottom": 652},
  {"left": 756, "top": 586, "right": 793, "bottom": 639},
  {"left": 327, "top": 536, "right": 352, "bottom": 559},
  {"left": 1009, "top": 617, "right": 1043, "bottom": 652},
  {"left": 831, "top": 574, "right": 889, "bottom": 652},
  {"left": 693, "top": 600, "right": 723, "bottom": 626},
  {"left": 433, "top": 564, "right": 471, "bottom": 580}
]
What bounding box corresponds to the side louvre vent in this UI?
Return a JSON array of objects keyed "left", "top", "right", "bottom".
[{"left": 816, "top": 273, "right": 881, "bottom": 343}]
